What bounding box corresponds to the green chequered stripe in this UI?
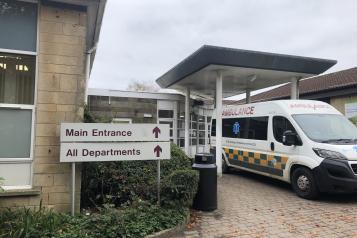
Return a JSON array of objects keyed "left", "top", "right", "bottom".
[{"left": 223, "top": 147, "right": 288, "bottom": 176}]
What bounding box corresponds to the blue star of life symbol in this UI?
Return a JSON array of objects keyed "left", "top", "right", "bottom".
[
  {"left": 353, "top": 145, "right": 357, "bottom": 152},
  {"left": 233, "top": 122, "right": 240, "bottom": 135}
]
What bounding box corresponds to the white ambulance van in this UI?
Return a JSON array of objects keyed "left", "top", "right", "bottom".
[{"left": 211, "top": 100, "right": 357, "bottom": 199}]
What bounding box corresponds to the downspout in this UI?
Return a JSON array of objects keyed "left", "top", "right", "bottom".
[
  {"left": 84, "top": 0, "right": 107, "bottom": 104},
  {"left": 84, "top": 44, "right": 97, "bottom": 104}
]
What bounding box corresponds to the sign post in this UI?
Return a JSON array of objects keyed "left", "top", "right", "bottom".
[
  {"left": 60, "top": 123, "right": 170, "bottom": 215},
  {"left": 71, "top": 162, "right": 75, "bottom": 216},
  {"left": 157, "top": 159, "right": 161, "bottom": 206}
]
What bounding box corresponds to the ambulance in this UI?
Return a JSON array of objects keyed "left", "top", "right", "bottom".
[{"left": 211, "top": 100, "right": 357, "bottom": 199}]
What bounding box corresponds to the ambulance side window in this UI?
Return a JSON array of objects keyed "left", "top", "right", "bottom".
[{"left": 273, "top": 116, "right": 296, "bottom": 143}]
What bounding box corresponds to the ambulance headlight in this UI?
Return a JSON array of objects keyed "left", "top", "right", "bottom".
[{"left": 313, "top": 148, "right": 347, "bottom": 160}]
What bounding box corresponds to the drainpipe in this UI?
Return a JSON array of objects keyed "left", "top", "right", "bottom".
[{"left": 84, "top": 44, "right": 97, "bottom": 104}]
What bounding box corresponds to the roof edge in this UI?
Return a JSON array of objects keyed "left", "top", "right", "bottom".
[{"left": 156, "top": 45, "right": 337, "bottom": 89}]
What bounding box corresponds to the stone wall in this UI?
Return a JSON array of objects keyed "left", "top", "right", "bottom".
[
  {"left": 0, "top": 4, "right": 87, "bottom": 212},
  {"left": 330, "top": 94, "right": 357, "bottom": 115}
]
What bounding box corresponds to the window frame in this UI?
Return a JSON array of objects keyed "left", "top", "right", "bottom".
[{"left": 0, "top": 1, "right": 39, "bottom": 190}]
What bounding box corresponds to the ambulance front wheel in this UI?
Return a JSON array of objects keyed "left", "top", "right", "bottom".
[
  {"left": 222, "top": 157, "right": 230, "bottom": 174},
  {"left": 291, "top": 167, "right": 319, "bottom": 199}
]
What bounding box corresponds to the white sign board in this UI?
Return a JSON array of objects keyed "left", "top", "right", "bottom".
[
  {"left": 61, "top": 123, "right": 170, "bottom": 142},
  {"left": 60, "top": 142, "right": 170, "bottom": 162},
  {"left": 60, "top": 123, "right": 170, "bottom": 163},
  {"left": 60, "top": 123, "right": 170, "bottom": 214}
]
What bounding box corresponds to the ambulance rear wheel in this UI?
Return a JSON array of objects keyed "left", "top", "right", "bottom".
[
  {"left": 291, "top": 167, "right": 319, "bottom": 199},
  {"left": 222, "top": 157, "right": 230, "bottom": 174}
]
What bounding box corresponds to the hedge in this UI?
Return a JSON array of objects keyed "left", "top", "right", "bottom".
[
  {"left": 81, "top": 143, "right": 196, "bottom": 208},
  {"left": 0, "top": 203, "right": 187, "bottom": 238}
]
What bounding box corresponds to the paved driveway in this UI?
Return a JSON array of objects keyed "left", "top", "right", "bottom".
[{"left": 175, "top": 170, "right": 357, "bottom": 238}]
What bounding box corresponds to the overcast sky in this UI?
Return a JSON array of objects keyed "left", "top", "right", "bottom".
[{"left": 89, "top": 0, "right": 357, "bottom": 97}]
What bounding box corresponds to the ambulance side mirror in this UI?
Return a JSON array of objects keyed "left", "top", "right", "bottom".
[{"left": 282, "top": 130, "right": 301, "bottom": 146}]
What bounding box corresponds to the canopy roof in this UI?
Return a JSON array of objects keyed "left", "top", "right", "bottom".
[{"left": 156, "top": 45, "right": 337, "bottom": 98}]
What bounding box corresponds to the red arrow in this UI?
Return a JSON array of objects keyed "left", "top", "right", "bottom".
[
  {"left": 154, "top": 145, "right": 162, "bottom": 157},
  {"left": 152, "top": 126, "right": 161, "bottom": 138}
]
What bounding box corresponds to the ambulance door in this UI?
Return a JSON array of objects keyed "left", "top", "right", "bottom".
[{"left": 269, "top": 116, "right": 301, "bottom": 179}]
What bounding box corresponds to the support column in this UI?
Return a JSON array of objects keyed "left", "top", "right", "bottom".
[
  {"left": 184, "top": 88, "right": 190, "bottom": 155},
  {"left": 291, "top": 77, "right": 300, "bottom": 99},
  {"left": 216, "top": 72, "right": 223, "bottom": 176},
  {"left": 246, "top": 89, "right": 251, "bottom": 104}
]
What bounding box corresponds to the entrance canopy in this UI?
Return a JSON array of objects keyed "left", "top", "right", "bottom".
[
  {"left": 155, "top": 45, "right": 336, "bottom": 176},
  {"left": 156, "top": 45, "right": 337, "bottom": 98}
]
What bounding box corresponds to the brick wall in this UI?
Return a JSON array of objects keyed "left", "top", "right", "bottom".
[{"left": 0, "top": 5, "right": 87, "bottom": 212}]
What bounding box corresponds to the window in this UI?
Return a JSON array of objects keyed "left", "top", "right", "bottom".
[
  {"left": 198, "top": 115, "right": 205, "bottom": 145},
  {"left": 0, "top": 53, "right": 36, "bottom": 188},
  {"left": 0, "top": 109, "right": 32, "bottom": 158},
  {"left": 178, "top": 138, "right": 185, "bottom": 147},
  {"left": 0, "top": 53, "right": 35, "bottom": 104},
  {"left": 0, "top": 0, "right": 37, "bottom": 189},
  {"left": 0, "top": 0, "right": 38, "bottom": 52},
  {"left": 211, "top": 119, "right": 216, "bottom": 136},
  {"left": 273, "top": 116, "right": 297, "bottom": 143},
  {"left": 207, "top": 117, "right": 211, "bottom": 144},
  {"left": 293, "top": 114, "right": 357, "bottom": 143},
  {"left": 158, "top": 110, "right": 173, "bottom": 118},
  {"left": 248, "top": 117, "right": 269, "bottom": 140},
  {"left": 212, "top": 117, "right": 268, "bottom": 140}
]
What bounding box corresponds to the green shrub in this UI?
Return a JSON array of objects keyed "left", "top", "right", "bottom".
[
  {"left": 161, "top": 169, "right": 199, "bottom": 208},
  {"left": 81, "top": 160, "right": 158, "bottom": 207},
  {"left": 81, "top": 143, "right": 195, "bottom": 208},
  {"left": 0, "top": 207, "right": 62, "bottom": 238},
  {"left": 117, "top": 201, "right": 187, "bottom": 238},
  {"left": 0, "top": 204, "right": 187, "bottom": 238},
  {"left": 57, "top": 209, "right": 125, "bottom": 238},
  {"left": 83, "top": 105, "right": 95, "bottom": 123},
  {"left": 160, "top": 143, "right": 192, "bottom": 177},
  {"left": 84, "top": 105, "right": 113, "bottom": 123}
]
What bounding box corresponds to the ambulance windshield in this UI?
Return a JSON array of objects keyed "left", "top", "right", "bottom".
[{"left": 293, "top": 114, "right": 357, "bottom": 144}]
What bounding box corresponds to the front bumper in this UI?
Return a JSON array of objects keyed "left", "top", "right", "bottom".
[{"left": 313, "top": 158, "right": 357, "bottom": 193}]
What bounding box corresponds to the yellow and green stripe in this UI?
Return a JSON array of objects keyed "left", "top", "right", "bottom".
[{"left": 224, "top": 147, "right": 288, "bottom": 176}]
